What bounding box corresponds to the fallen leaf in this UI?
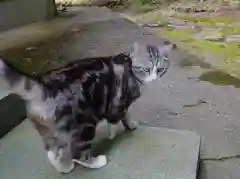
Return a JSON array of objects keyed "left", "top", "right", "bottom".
[
  {"left": 70, "top": 28, "right": 81, "bottom": 33},
  {"left": 24, "top": 58, "right": 32, "bottom": 62},
  {"left": 26, "top": 46, "right": 37, "bottom": 51}
]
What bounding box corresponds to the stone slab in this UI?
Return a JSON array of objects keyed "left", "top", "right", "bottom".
[
  {"left": 199, "top": 159, "right": 240, "bottom": 179},
  {"left": 0, "top": 120, "right": 200, "bottom": 179},
  {"left": 0, "top": 7, "right": 169, "bottom": 75},
  {"left": 0, "top": 7, "right": 120, "bottom": 51}
]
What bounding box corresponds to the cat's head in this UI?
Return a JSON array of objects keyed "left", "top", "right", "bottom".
[{"left": 129, "top": 42, "right": 174, "bottom": 83}]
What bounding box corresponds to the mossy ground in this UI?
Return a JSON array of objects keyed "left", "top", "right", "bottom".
[{"left": 145, "top": 13, "right": 240, "bottom": 78}]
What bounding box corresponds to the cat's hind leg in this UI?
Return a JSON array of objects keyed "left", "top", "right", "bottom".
[
  {"left": 47, "top": 147, "right": 75, "bottom": 173},
  {"left": 29, "top": 115, "right": 75, "bottom": 173}
]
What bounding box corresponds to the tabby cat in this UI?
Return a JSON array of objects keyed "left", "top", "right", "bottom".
[{"left": 0, "top": 42, "right": 173, "bottom": 173}]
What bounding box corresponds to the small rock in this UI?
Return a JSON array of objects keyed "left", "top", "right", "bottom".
[
  {"left": 232, "top": 58, "right": 240, "bottom": 62},
  {"left": 23, "top": 58, "right": 32, "bottom": 63},
  {"left": 70, "top": 28, "right": 81, "bottom": 33},
  {"left": 216, "top": 22, "right": 225, "bottom": 26},
  {"left": 225, "top": 35, "right": 240, "bottom": 42},
  {"left": 168, "top": 20, "right": 187, "bottom": 28},
  {"left": 205, "top": 35, "right": 225, "bottom": 42},
  {"left": 219, "top": 44, "right": 226, "bottom": 48},
  {"left": 167, "top": 111, "right": 178, "bottom": 116},
  {"left": 25, "top": 46, "right": 37, "bottom": 51},
  {"left": 141, "top": 21, "right": 167, "bottom": 28}
]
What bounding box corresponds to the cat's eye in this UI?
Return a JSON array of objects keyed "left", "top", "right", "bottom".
[
  {"left": 133, "top": 66, "right": 146, "bottom": 71},
  {"left": 133, "top": 66, "right": 150, "bottom": 73}
]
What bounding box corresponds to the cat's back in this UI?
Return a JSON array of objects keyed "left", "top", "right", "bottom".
[
  {"left": 41, "top": 57, "right": 110, "bottom": 87},
  {"left": 41, "top": 54, "right": 131, "bottom": 86}
]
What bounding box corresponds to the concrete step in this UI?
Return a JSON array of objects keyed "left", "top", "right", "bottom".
[{"left": 0, "top": 120, "right": 200, "bottom": 179}]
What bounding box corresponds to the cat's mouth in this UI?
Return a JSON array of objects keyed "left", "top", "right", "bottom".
[
  {"left": 147, "top": 56, "right": 170, "bottom": 81},
  {"left": 156, "top": 57, "right": 170, "bottom": 78}
]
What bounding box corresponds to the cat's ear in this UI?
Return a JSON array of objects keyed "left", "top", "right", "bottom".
[
  {"left": 130, "top": 42, "right": 146, "bottom": 56},
  {"left": 158, "top": 43, "right": 176, "bottom": 57},
  {"left": 132, "top": 42, "right": 143, "bottom": 53},
  {"left": 130, "top": 42, "right": 147, "bottom": 65}
]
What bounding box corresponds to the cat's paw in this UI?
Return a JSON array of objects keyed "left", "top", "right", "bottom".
[
  {"left": 127, "top": 120, "right": 138, "bottom": 131},
  {"left": 108, "top": 123, "right": 117, "bottom": 140},
  {"left": 108, "top": 132, "right": 116, "bottom": 140},
  {"left": 59, "top": 163, "right": 75, "bottom": 174},
  {"left": 73, "top": 155, "right": 107, "bottom": 169},
  {"left": 47, "top": 151, "right": 75, "bottom": 173}
]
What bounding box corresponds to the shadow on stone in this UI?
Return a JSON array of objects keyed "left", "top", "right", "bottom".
[
  {"left": 176, "top": 49, "right": 212, "bottom": 69},
  {"left": 0, "top": 94, "right": 26, "bottom": 138},
  {"left": 199, "top": 70, "right": 240, "bottom": 88},
  {"left": 92, "top": 130, "right": 135, "bottom": 156}
]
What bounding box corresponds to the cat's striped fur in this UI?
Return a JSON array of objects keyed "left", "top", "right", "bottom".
[{"left": 0, "top": 42, "right": 173, "bottom": 173}]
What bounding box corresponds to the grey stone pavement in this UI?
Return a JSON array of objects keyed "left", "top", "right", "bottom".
[
  {"left": 0, "top": 120, "right": 200, "bottom": 179},
  {"left": 131, "top": 51, "right": 240, "bottom": 179},
  {"left": 0, "top": 6, "right": 240, "bottom": 179}
]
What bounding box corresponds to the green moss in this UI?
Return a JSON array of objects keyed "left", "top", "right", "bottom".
[
  {"left": 138, "top": 9, "right": 240, "bottom": 77},
  {"left": 1, "top": 31, "right": 75, "bottom": 75},
  {"left": 131, "top": 3, "right": 159, "bottom": 13},
  {"left": 154, "top": 26, "right": 240, "bottom": 77},
  {"left": 199, "top": 70, "right": 240, "bottom": 88},
  {"left": 174, "top": 14, "right": 240, "bottom": 23}
]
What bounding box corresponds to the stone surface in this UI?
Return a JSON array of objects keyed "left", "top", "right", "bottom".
[
  {"left": 0, "top": 120, "right": 200, "bottom": 179},
  {"left": 0, "top": 0, "right": 55, "bottom": 32},
  {"left": 0, "top": 7, "right": 120, "bottom": 51},
  {"left": 226, "top": 35, "right": 240, "bottom": 42},
  {"left": 0, "top": 7, "right": 169, "bottom": 75},
  {"left": 199, "top": 159, "right": 240, "bottom": 179}
]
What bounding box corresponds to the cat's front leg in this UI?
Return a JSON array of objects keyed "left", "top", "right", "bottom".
[
  {"left": 71, "top": 125, "right": 107, "bottom": 169},
  {"left": 47, "top": 146, "right": 75, "bottom": 173},
  {"left": 108, "top": 123, "right": 118, "bottom": 140},
  {"left": 121, "top": 112, "right": 138, "bottom": 131},
  {"left": 72, "top": 154, "right": 107, "bottom": 169}
]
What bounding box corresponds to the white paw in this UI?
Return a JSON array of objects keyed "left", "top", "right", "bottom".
[
  {"left": 129, "top": 120, "right": 138, "bottom": 130},
  {"left": 73, "top": 155, "right": 107, "bottom": 169},
  {"left": 108, "top": 124, "right": 117, "bottom": 140},
  {"left": 108, "top": 132, "right": 116, "bottom": 140},
  {"left": 47, "top": 151, "right": 75, "bottom": 173}
]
